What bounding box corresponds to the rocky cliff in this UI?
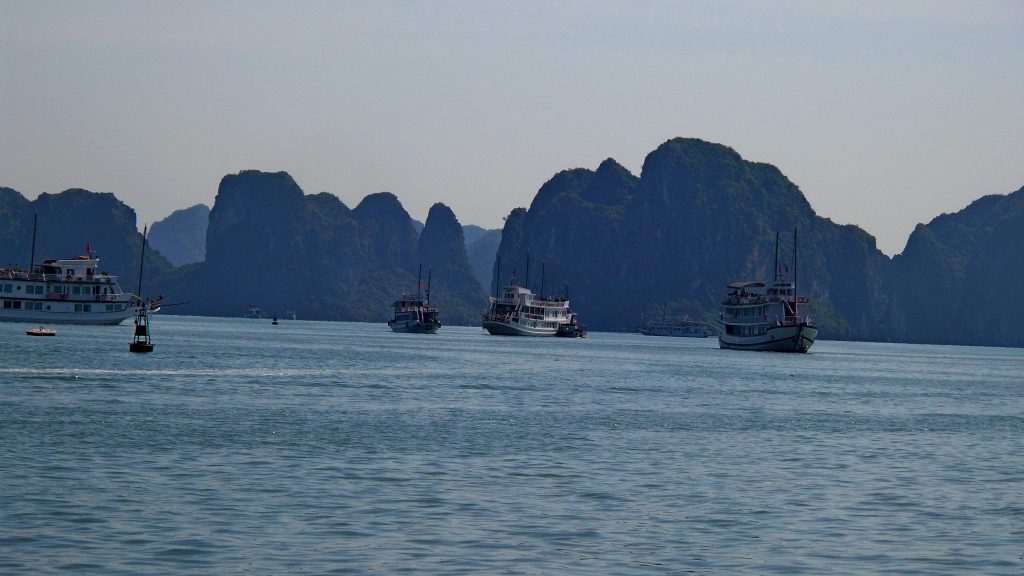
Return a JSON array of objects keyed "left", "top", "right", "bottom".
[
  {"left": 0, "top": 187, "right": 173, "bottom": 294},
  {"left": 496, "top": 138, "right": 892, "bottom": 338},
  {"left": 164, "top": 171, "right": 484, "bottom": 323},
  {"left": 418, "top": 203, "right": 486, "bottom": 324},
  {"left": 149, "top": 204, "right": 209, "bottom": 266},
  {"left": 889, "top": 186, "right": 1024, "bottom": 347}
]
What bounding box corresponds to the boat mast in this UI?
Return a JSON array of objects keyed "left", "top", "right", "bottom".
[
  {"left": 136, "top": 225, "right": 147, "bottom": 298},
  {"left": 793, "top": 228, "right": 798, "bottom": 315},
  {"left": 773, "top": 230, "right": 779, "bottom": 283},
  {"left": 29, "top": 213, "right": 37, "bottom": 272},
  {"left": 416, "top": 263, "right": 422, "bottom": 300},
  {"left": 525, "top": 252, "right": 530, "bottom": 293},
  {"left": 426, "top": 268, "right": 432, "bottom": 306},
  {"left": 540, "top": 262, "right": 545, "bottom": 299},
  {"left": 493, "top": 254, "right": 500, "bottom": 297}
]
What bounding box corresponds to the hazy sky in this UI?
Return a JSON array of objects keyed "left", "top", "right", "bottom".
[{"left": 2, "top": 1, "right": 1022, "bottom": 255}]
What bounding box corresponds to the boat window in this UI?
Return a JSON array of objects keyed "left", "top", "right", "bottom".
[{"left": 12, "top": 301, "right": 21, "bottom": 309}]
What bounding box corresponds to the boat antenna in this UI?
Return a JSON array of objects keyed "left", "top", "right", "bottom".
[
  {"left": 793, "top": 227, "right": 798, "bottom": 314},
  {"left": 29, "top": 213, "right": 37, "bottom": 271},
  {"left": 416, "top": 262, "right": 422, "bottom": 300},
  {"left": 494, "top": 254, "right": 500, "bottom": 296},
  {"left": 426, "top": 268, "right": 432, "bottom": 305},
  {"left": 773, "top": 230, "right": 779, "bottom": 282},
  {"left": 790, "top": 227, "right": 798, "bottom": 289},
  {"left": 136, "top": 225, "right": 147, "bottom": 298}
]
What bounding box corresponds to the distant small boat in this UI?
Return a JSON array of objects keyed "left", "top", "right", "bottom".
[
  {"left": 285, "top": 310, "right": 297, "bottom": 320},
  {"left": 272, "top": 315, "right": 279, "bottom": 325},
  {"left": 244, "top": 305, "right": 264, "bottom": 319},
  {"left": 26, "top": 326, "right": 56, "bottom": 336},
  {"left": 555, "top": 313, "right": 587, "bottom": 338},
  {"left": 640, "top": 319, "right": 712, "bottom": 338}
]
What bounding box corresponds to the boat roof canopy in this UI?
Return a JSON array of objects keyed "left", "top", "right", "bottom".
[{"left": 728, "top": 281, "right": 764, "bottom": 289}]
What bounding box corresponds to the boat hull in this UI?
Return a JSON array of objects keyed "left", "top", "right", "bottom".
[
  {"left": 482, "top": 319, "right": 558, "bottom": 337},
  {"left": 0, "top": 307, "right": 137, "bottom": 325},
  {"left": 718, "top": 323, "right": 817, "bottom": 352},
  {"left": 388, "top": 319, "right": 439, "bottom": 334}
]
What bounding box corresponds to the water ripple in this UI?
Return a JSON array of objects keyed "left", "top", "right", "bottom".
[{"left": 1, "top": 319, "right": 1022, "bottom": 574}]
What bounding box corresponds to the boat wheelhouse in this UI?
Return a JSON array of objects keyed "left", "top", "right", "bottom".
[
  {"left": 0, "top": 256, "right": 140, "bottom": 325},
  {"left": 718, "top": 231, "right": 817, "bottom": 352}
]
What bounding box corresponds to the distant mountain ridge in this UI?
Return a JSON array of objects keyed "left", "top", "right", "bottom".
[
  {"left": 2, "top": 138, "right": 1020, "bottom": 347},
  {"left": 160, "top": 171, "right": 486, "bottom": 324},
  {"left": 149, "top": 204, "right": 209, "bottom": 266},
  {"left": 889, "top": 186, "right": 1024, "bottom": 347},
  {"left": 0, "top": 187, "right": 172, "bottom": 291},
  {"left": 496, "top": 138, "right": 891, "bottom": 340}
]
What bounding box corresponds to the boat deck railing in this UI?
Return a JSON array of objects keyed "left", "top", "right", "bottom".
[{"left": 1, "top": 270, "right": 117, "bottom": 283}]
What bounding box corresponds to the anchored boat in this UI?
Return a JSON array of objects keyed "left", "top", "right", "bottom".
[
  {"left": 482, "top": 255, "right": 583, "bottom": 337},
  {"left": 0, "top": 254, "right": 142, "bottom": 325},
  {"left": 641, "top": 319, "right": 712, "bottom": 338},
  {"left": 388, "top": 265, "right": 441, "bottom": 334},
  {"left": 718, "top": 230, "right": 817, "bottom": 352}
]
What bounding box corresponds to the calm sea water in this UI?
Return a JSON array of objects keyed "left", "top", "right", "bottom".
[{"left": 1, "top": 316, "right": 1021, "bottom": 574}]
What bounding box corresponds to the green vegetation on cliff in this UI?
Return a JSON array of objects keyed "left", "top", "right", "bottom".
[
  {"left": 3, "top": 140, "right": 1020, "bottom": 347},
  {"left": 160, "top": 172, "right": 484, "bottom": 324},
  {"left": 497, "top": 138, "right": 891, "bottom": 339}
]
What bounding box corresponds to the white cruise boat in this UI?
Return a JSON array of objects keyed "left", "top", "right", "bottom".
[
  {"left": 482, "top": 282, "right": 577, "bottom": 337},
  {"left": 641, "top": 319, "right": 712, "bottom": 338},
  {"left": 0, "top": 255, "right": 141, "bottom": 325},
  {"left": 718, "top": 231, "right": 817, "bottom": 352}
]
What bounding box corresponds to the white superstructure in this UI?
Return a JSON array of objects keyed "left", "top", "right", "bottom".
[{"left": 0, "top": 256, "right": 140, "bottom": 325}]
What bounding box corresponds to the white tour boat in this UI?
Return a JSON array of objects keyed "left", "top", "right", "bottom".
[
  {"left": 482, "top": 282, "right": 578, "bottom": 337},
  {"left": 641, "top": 319, "right": 712, "bottom": 338},
  {"left": 718, "top": 231, "right": 817, "bottom": 352},
  {"left": 0, "top": 255, "right": 142, "bottom": 325}
]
